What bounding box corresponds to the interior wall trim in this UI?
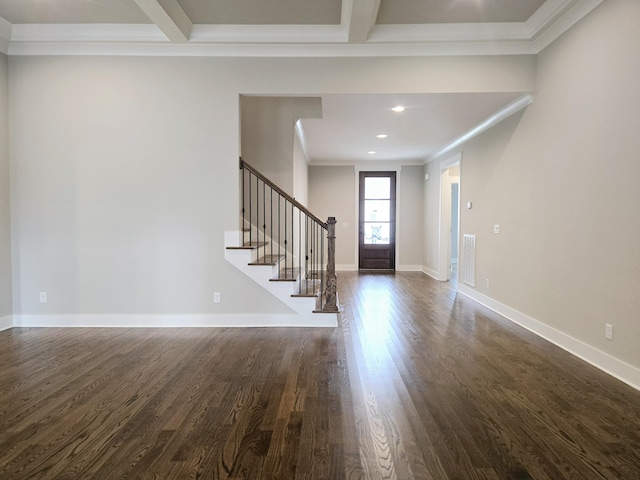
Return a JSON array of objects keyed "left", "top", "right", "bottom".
[
  {"left": 336, "top": 264, "right": 358, "bottom": 271},
  {"left": 0, "top": 314, "right": 12, "bottom": 331},
  {"left": 457, "top": 284, "right": 640, "bottom": 392},
  {"left": 397, "top": 265, "right": 423, "bottom": 272},
  {"left": 12, "top": 313, "right": 336, "bottom": 329},
  {"left": 421, "top": 266, "right": 440, "bottom": 280}
]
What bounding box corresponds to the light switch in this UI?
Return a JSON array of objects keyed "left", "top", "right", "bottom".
[{"left": 493, "top": 224, "right": 500, "bottom": 234}]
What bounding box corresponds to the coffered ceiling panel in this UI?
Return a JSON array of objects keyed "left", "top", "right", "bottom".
[
  {"left": 376, "top": 0, "right": 547, "bottom": 25},
  {"left": 0, "top": 0, "right": 151, "bottom": 24},
  {"left": 0, "top": 0, "right": 603, "bottom": 57},
  {"left": 178, "top": 0, "right": 343, "bottom": 25}
]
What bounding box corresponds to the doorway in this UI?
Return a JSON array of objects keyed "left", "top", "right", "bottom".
[
  {"left": 438, "top": 155, "right": 461, "bottom": 281},
  {"left": 358, "top": 171, "right": 396, "bottom": 270},
  {"left": 450, "top": 179, "right": 460, "bottom": 282}
]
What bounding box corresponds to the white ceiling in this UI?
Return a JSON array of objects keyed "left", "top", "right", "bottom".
[
  {"left": 0, "top": 0, "right": 600, "bottom": 166},
  {"left": 0, "top": 0, "right": 602, "bottom": 56},
  {"left": 300, "top": 93, "right": 524, "bottom": 165},
  {"left": 376, "top": 0, "right": 546, "bottom": 24}
]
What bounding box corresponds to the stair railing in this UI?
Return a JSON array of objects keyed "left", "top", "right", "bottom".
[{"left": 240, "top": 158, "right": 338, "bottom": 313}]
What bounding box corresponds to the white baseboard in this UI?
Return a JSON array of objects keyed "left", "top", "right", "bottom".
[
  {"left": 421, "top": 266, "right": 441, "bottom": 280},
  {"left": 336, "top": 264, "right": 357, "bottom": 271},
  {"left": 398, "top": 264, "right": 423, "bottom": 272},
  {"left": 12, "top": 313, "right": 337, "bottom": 328},
  {"left": 457, "top": 284, "right": 640, "bottom": 392},
  {"left": 0, "top": 315, "right": 13, "bottom": 331}
]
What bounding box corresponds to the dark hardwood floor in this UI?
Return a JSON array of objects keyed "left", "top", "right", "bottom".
[{"left": 0, "top": 272, "right": 639, "bottom": 479}]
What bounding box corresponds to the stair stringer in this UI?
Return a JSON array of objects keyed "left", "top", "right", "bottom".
[{"left": 224, "top": 231, "right": 337, "bottom": 327}]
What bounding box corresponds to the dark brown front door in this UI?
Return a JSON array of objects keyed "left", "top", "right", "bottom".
[{"left": 359, "top": 171, "right": 396, "bottom": 270}]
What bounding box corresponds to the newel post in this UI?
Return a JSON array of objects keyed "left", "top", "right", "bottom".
[{"left": 322, "top": 217, "right": 339, "bottom": 313}]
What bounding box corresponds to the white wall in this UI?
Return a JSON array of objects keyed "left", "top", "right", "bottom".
[
  {"left": 450, "top": 182, "right": 459, "bottom": 262},
  {"left": 8, "top": 54, "right": 535, "bottom": 321},
  {"left": 398, "top": 165, "right": 424, "bottom": 270},
  {"left": 423, "top": 162, "right": 440, "bottom": 278},
  {"left": 0, "top": 52, "right": 10, "bottom": 322},
  {"left": 9, "top": 56, "right": 291, "bottom": 317},
  {"left": 427, "top": 0, "right": 640, "bottom": 379},
  {"left": 293, "top": 125, "right": 309, "bottom": 206},
  {"left": 240, "top": 96, "right": 321, "bottom": 196},
  {"left": 308, "top": 165, "right": 356, "bottom": 269},
  {"left": 309, "top": 163, "right": 426, "bottom": 271}
]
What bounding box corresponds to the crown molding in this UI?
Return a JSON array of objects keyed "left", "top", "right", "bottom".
[
  {"left": 10, "top": 23, "right": 167, "bottom": 44},
  {"left": 525, "top": 0, "right": 580, "bottom": 36},
  {"left": 368, "top": 22, "right": 529, "bottom": 43},
  {"left": 190, "top": 24, "right": 347, "bottom": 44},
  {"left": 366, "top": 0, "right": 602, "bottom": 50},
  {"left": 1, "top": 0, "right": 603, "bottom": 57},
  {"left": 8, "top": 40, "right": 540, "bottom": 57},
  {"left": 531, "top": 0, "right": 603, "bottom": 52},
  {"left": 308, "top": 157, "right": 426, "bottom": 167},
  {"left": 430, "top": 93, "right": 534, "bottom": 162}
]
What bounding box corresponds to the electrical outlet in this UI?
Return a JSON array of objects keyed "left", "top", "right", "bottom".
[
  {"left": 493, "top": 224, "right": 500, "bottom": 234},
  {"left": 605, "top": 323, "right": 613, "bottom": 340},
  {"left": 39, "top": 292, "right": 47, "bottom": 303},
  {"left": 486, "top": 279, "right": 490, "bottom": 289},
  {"left": 213, "top": 292, "right": 221, "bottom": 304}
]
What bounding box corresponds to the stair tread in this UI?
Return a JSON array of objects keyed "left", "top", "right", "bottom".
[
  {"left": 249, "top": 255, "right": 284, "bottom": 266},
  {"left": 226, "top": 241, "right": 268, "bottom": 250},
  {"left": 269, "top": 267, "right": 300, "bottom": 282},
  {"left": 292, "top": 279, "right": 322, "bottom": 297}
]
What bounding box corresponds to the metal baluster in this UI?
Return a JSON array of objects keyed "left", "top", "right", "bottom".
[
  {"left": 291, "top": 203, "right": 296, "bottom": 282},
  {"left": 262, "top": 180, "right": 266, "bottom": 262},
  {"left": 283, "top": 198, "right": 287, "bottom": 278},
  {"left": 278, "top": 194, "right": 281, "bottom": 276},
  {"left": 241, "top": 164, "right": 245, "bottom": 240},
  {"left": 305, "top": 216, "right": 309, "bottom": 295},
  {"left": 298, "top": 209, "right": 301, "bottom": 293},
  {"left": 320, "top": 225, "right": 325, "bottom": 310},
  {"left": 248, "top": 171, "right": 252, "bottom": 246}
]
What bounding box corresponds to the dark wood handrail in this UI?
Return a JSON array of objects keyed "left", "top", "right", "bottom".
[{"left": 240, "top": 158, "right": 328, "bottom": 229}]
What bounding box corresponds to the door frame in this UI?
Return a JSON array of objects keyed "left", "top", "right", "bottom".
[
  {"left": 354, "top": 165, "right": 401, "bottom": 271},
  {"left": 358, "top": 170, "right": 396, "bottom": 270},
  {"left": 438, "top": 153, "right": 461, "bottom": 281}
]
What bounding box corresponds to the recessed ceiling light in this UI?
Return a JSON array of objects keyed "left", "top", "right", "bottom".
[
  {"left": 376, "top": 134, "right": 388, "bottom": 139},
  {"left": 368, "top": 151, "right": 376, "bottom": 155},
  {"left": 392, "top": 106, "right": 405, "bottom": 112}
]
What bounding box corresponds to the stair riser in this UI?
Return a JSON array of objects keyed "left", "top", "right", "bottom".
[{"left": 224, "top": 243, "right": 318, "bottom": 315}]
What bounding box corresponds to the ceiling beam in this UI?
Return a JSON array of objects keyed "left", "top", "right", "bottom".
[
  {"left": 342, "top": 0, "right": 381, "bottom": 43},
  {"left": 134, "top": 0, "right": 192, "bottom": 43}
]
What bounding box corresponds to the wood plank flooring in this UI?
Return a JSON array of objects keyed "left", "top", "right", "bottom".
[{"left": 0, "top": 271, "right": 639, "bottom": 479}]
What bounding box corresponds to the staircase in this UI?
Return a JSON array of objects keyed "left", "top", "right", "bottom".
[{"left": 224, "top": 159, "right": 338, "bottom": 327}]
